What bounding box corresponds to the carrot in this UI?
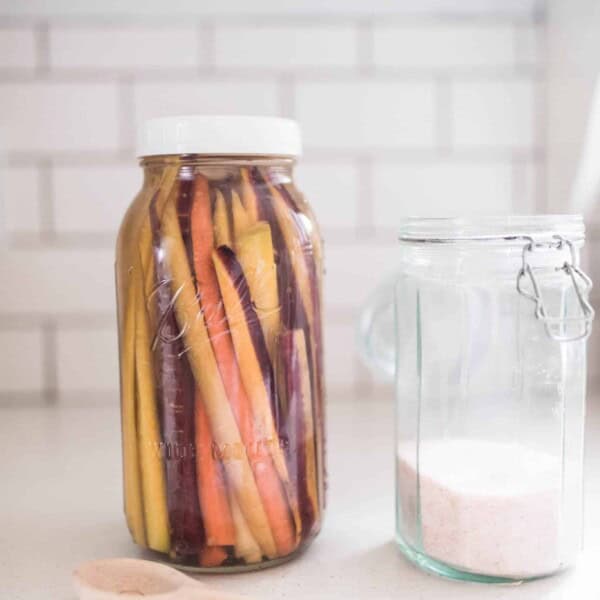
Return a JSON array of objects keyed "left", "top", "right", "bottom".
[
  {"left": 270, "top": 176, "right": 326, "bottom": 515},
  {"left": 195, "top": 393, "right": 235, "bottom": 547},
  {"left": 231, "top": 189, "right": 252, "bottom": 239},
  {"left": 214, "top": 189, "right": 232, "bottom": 247},
  {"left": 250, "top": 167, "right": 325, "bottom": 515},
  {"left": 150, "top": 181, "right": 205, "bottom": 561},
  {"left": 191, "top": 175, "right": 298, "bottom": 557},
  {"left": 240, "top": 167, "right": 259, "bottom": 224},
  {"left": 213, "top": 247, "right": 299, "bottom": 556},
  {"left": 133, "top": 261, "right": 170, "bottom": 553},
  {"left": 118, "top": 280, "right": 146, "bottom": 547},
  {"left": 229, "top": 491, "right": 262, "bottom": 563},
  {"left": 199, "top": 545, "right": 229, "bottom": 568}
]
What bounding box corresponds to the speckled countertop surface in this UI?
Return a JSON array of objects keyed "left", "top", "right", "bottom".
[{"left": 1, "top": 397, "right": 599, "bottom": 599}]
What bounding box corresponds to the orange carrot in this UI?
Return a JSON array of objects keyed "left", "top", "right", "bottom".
[
  {"left": 199, "top": 546, "right": 228, "bottom": 568},
  {"left": 195, "top": 395, "right": 235, "bottom": 547},
  {"left": 191, "top": 174, "right": 298, "bottom": 556}
]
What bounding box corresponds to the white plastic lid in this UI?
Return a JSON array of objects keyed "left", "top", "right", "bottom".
[{"left": 137, "top": 115, "right": 302, "bottom": 158}]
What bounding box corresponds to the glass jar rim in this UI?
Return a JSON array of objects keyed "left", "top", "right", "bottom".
[{"left": 398, "top": 215, "right": 585, "bottom": 244}]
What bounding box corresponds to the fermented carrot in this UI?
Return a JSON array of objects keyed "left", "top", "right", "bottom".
[
  {"left": 195, "top": 392, "right": 235, "bottom": 547},
  {"left": 191, "top": 175, "right": 298, "bottom": 556},
  {"left": 199, "top": 546, "right": 229, "bottom": 568},
  {"left": 240, "top": 167, "right": 259, "bottom": 224}
]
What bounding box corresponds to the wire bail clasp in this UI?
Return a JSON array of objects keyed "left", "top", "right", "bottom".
[{"left": 516, "top": 235, "right": 595, "bottom": 342}]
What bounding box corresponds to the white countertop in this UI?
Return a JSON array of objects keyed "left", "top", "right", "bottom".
[{"left": 1, "top": 396, "right": 599, "bottom": 600}]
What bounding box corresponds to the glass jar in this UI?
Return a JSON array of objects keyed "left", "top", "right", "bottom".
[
  {"left": 115, "top": 116, "right": 325, "bottom": 571},
  {"left": 360, "top": 216, "right": 593, "bottom": 583}
]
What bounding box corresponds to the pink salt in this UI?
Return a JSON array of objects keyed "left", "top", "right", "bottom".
[{"left": 397, "top": 439, "right": 566, "bottom": 579}]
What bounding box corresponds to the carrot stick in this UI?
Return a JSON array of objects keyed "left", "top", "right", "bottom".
[
  {"left": 118, "top": 280, "right": 146, "bottom": 547},
  {"left": 213, "top": 247, "right": 298, "bottom": 556},
  {"left": 240, "top": 167, "right": 260, "bottom": 224},
  {"left": 235, "top": 222, "right": 280, "bottom": 362},
  {"left": 161, "top": 194, "right": 278, "bottom": 560},
  {"left": 150, "top": 181, "right": 205, "bottom": 561},
  {"left": 191, "top": 175, "right": 298, "bottom": 556},
  {"left": 195, "top": 394, "right": 235, "bottom": 547},
  {"left": 229, "top": 490, "right": 262, "bottom": 563},
  {"left": 231, "top": 189, "right": 252, "bottom": 239},
  {"left": 279, "top": 329, "right": 319, "bottom": 538},
  {"left": 199, "top": 545, "right": 228, "bottom": 568},
  {"left": 250, "top": 168, "right": 325, "bottom": 515},
  {"left": 133, "top": 262, "right": 170, "bottom": 553},
  {"left": 271, "top": 178, "right": 326, "bottom": 515},
  {"left": 214, "top": 189, "right": 232, "bottom": 247}
]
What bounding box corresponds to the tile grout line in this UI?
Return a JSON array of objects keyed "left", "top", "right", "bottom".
[
  {"left": 278, "top": 74, "right": 295, "bottom": 118},
  {"left": 511, "top": 154, "right": 526, "bottom": 212},
  {"left": 199, "top": 19, "right": 216, "bottom": 73},
  {"left": 42, "top": 319, "right": 58, "bottom": 404},
  {"left": 533, "top": 19, "right": 548, "bottom": 212},
  {"left": 356, "top": 155, "right": 375, "bottom": 239},
  {"left": 118, "top": 74, "right": 135, "bottom": 155},
  {"left": 0, "top": 14, "right": 546, "bottom": 28},
  {"left": 435, "top": 75, "right": 453, "bottom": 156},
  {"left": 357, "top": 17, "right": 374, "bottom": 75},
  {"left": 34, "top": 19, "right": 50, "bottom": 74},
  {"left": 0, "top": 65, "right": 545, "bottom": 83},
  {"left": 38, "top": 158, "right": 55, "bottom": 241}
]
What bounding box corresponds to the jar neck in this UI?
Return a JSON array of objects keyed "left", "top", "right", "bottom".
[{"left": 139, "top": 154, "right": 295, "bottom": 185}]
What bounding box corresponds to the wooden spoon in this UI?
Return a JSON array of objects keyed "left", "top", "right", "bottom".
[{"left": 73, "top": 558, "right": 249, "bottom": 600}]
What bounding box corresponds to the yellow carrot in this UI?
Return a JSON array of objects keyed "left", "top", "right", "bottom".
[
  {"left": 240, "top": 167, "right": 259, "bottom": 224},
  {"left": 133, "top": 263, "right": 170, "bottom": 553},
  {"left": 119, "top": 281, "right": 146, "bottom": 546},
  {"left": 229, "top": 491, "right": 263, "bottom": 564},
  {"left": 235, "top": 222, "right": 280, "bottom": 360},
  {"left": 231, "top": 189, "right": 252, "bottom": 239},
  {"left": 214, "top": 189, "right": 232, "bottom": 247}
]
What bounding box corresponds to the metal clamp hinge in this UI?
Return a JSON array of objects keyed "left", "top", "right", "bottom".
[{"left": 516, "top": 235, "right": 595, "bottom": 342}]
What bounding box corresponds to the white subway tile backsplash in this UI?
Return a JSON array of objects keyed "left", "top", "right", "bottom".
[
  {"left": 215, "top": 25, "right": 357, "bottom": 70},
  {"left": 373, "top": 24, "right": 515, "bottom": 69},
  {"left": 296, "top": 80, "right": 436, "bottom": 149},
  {"left": 0, "top": 329, "right": 44, "bottom": 392},
  {"left": 517, "top": 24, "right": 543, "bottom": 66},
  {"left": 0, "top": 82, "right": 120, "bottom": 153},
  {"left": 49, "top": 26, "right": 203, "bottom": 70},
  {"left": 372, "top": 161, "right": 513, "bottom": 226},
  {"left": 0, "top": 248, "right": 114, "bottom": 314},
  {"left": 296, "top": 161, "right": 360, "bottom": 230},
  {"left": 53, "top": 165, "right": 140, "bottom": 234},
  {"left": 324, "top": 241, "right": 398, "bottom": 309},
  {"left": 2, "top": 166, "right": 41, "bottom": 234},
  {"left": 0, "top": 27, "right": 37, "bottom": 70},
  {"left": 56, "top": 327, "right": 118, "bottom": 392},
  {"left": 134, "top": 80, "right": 281, "bottom": 126},
  {"left": 0, "top": 11, "right": 547, "bottom": 401},
  {"left": 451, "top": 79, "right": 536, "bottom": 149},
  {"left": 324, "top": 320, "right": 360, "bottom": 389}
]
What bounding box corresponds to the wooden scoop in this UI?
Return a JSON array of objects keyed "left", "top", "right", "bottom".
[{"left": 73, "top": 558, "right": 250, "bottom": 600}]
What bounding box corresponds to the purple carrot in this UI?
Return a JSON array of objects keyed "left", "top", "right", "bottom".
[
  {"left": 149, "top": 179, "right": 204, "bottom": 563},
  {"left": 257, "top": 168, "right": 326, "bottom": 511},
  {"left": 213, "top": 245, "right": 279, "bottom": 427},
  {"left": 278, "top": 329, "right": 315, "bottom": 538}
]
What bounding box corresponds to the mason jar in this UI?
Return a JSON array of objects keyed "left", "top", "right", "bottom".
[
  {"left": 115, "top": 116, "right": 325, "bottom": 571},
  {"left": 360, "top": 216, "right": 593, "bottom": 582}
]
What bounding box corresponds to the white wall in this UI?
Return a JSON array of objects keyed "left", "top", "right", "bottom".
[{"left": 0, "top": 1, "right": 545, "bottom": 403}]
